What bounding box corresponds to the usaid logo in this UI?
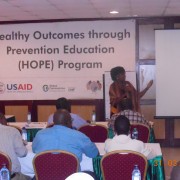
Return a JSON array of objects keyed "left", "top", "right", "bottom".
[
  {"left": 6, "top": 84, "right": 32, "bottom": 91},
  {"left": 0, "top": 82, "right": 5, "bottom": 94}
]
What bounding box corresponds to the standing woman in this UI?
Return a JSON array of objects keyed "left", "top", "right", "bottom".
[{"left": 109, "top": 66, "right": 153, "bottom": 115}]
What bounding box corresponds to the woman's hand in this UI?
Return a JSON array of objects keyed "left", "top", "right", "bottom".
[{"left": 147, "top": 80, "right": 153, "bottom": 89}]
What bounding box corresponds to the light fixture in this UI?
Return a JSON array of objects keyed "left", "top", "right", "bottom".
[{"left": 110, "top": 10, "right": 119, "bottom": 14}]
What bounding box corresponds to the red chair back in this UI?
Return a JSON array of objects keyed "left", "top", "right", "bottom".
[
  {"left": 33, "top": 150, "right": 79, "bottom": 180},
  {"left": 101, "top": 150, "right": 147, "bottom": 180},
  {"left": 130, "top": 123, "right": 150, "bottom": 143},
  {"left": 78, "top": 124, "right": 108, "bottom": 142},
  {"left": 0, "top": 151, "right": 11, "bottom": 171}
]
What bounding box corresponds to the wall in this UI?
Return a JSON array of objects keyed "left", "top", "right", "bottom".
[{"left": 137, "top": 17, "right": 180, "bottom": 146}]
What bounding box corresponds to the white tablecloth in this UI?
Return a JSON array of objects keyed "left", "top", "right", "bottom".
[
  {"left": 18, "top": 142, "right": 161, "bottom": 178},
  {"left": 9, "top": 122, "right": 47, "bottom": 129}
]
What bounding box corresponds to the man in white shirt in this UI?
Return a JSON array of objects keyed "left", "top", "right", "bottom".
[
  {"left": 0, "top": 112, "right": 30, "bottom": 180},
  {"left": 105, "top": 115, "right": 155, "bottom": 160}
]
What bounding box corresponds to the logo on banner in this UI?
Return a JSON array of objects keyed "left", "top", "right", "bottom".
[
  {"left": 42, "top": 85, "right": 49, "bottom": 92},
  {"left": 0, "top": 82, "right": 5, "bottom": 94},
  {"left": 0, "top": 83, "right": 33, "bottom": 93},
  {"left": 42, "top": 84, "right": 66, "bottom": 92},
  {"left": 6, "top": 84, "right": 33, "bottom": 93},
  {"left": 87, "top": 80, "right": 102, "bottom": 92},
  {"left": 7, "top": 84, "right": 32, "bottom": 91},
  {"left": 68, "top": 87, "right": 75, "bottom": 92}
]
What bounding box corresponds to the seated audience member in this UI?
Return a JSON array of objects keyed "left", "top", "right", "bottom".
[
  {"left": 33, "top": 109, "right": 98, "bottom": 162},
  {"left": 170, "top": 161, "right": 180, "bottom": 180},
  {"left": 105, "top": 115, "right": 155, "bottom": 160},
  {"left": 47, "top": 97, "right": 87, "bottom": 129},
  {"left": 0, "top": 112, "right": 30, "bottom": 180},
  {"left": 108, "top": 98, "right": 150, "bottom": 132}
]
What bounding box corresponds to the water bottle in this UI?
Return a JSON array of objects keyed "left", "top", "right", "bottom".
[
  {"left": 0, "top": 164, "right": 10, "bottom": 180},
  {"left": 91, "top": 110, "right": 96, "bottom": 124},
  {"left": 132, "top": 165, "right": 141, "bottom": 180},
  {"left": 22, "top": 127, "right": 27, "bottom": 141},
  {"left": 27, "top": 111, "right": 31, "bottom": 125},
  {"left": 132, "top": 128, "right": 138, "bottom": 140}
]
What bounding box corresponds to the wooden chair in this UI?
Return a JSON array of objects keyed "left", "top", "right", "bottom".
[
  {"left": 130, "top": 123, "right": 150, "bottom": 143},
  {"left": 101, "top": 150, "right": 147, "bottom": 180},
  {"left": 33, "top": 150, "right": 79, "bottom": 180},
  {"left": 78, "top": 124, "right": 108, "bottom": 142}
]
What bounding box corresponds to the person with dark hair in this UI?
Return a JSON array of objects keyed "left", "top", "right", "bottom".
[
  {"left": 109, "top": 66, "right": 153, "bottom": 114},
  {"left": 55, "top": 97, "right": 71, "bottom": 111},
  {"left": 108, "top": 98, "right": 150, "bottom": 133},
  {"left": 0, "top": 112, "right": 7, "bottom": 125},
  {"left": 47, "top": 97, "right": 87, "bottom": 129},
  {"left": 105, "top": 115, "right": 155, "bottom": 159},
  {"left": 33, "top": 109, "right": 98, "bottom": 162}
]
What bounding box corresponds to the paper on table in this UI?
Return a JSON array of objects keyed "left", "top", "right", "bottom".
[{"left": 25, "top": 122, "right": 47, "bottom": 129}]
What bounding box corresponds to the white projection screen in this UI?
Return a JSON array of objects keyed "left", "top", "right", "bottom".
[{"left": 155, "top": 29, "right": 180, "bottom": 117}]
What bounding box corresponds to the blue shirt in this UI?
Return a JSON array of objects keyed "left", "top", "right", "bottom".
[
  {"left": 32, "top": 125, "right": 98, "bottom": 162},
  {"left": 47, "top": 113, "right": 88, "bottom": 129}
]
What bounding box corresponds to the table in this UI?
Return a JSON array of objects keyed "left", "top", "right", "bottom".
[
  {"left": 9, "top": 122, "right": 47, "bottom": 142},
  {"left": 9, "top": 121, "right": 156, "bottom": 143},
  {"left": 18, "top": 143, "right": 165, "bottom": 180}
]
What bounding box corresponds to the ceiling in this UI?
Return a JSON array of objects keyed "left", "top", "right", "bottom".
[{"left": 0, "top": 0, "right": 180, "bottom": 22}]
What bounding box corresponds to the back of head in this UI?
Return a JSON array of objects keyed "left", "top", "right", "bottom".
[
  {"left": 53, "top": 109, "right": 72, "bottom": 128},
  {"left": 56, "top": 97, "right": 70, "bottom": 111},
  {"left": 170, "top": 161, "right": 180, "bottom": 180},
  {"left": 114, "top": 115, "right": 130, "bottom": 135},
  {"left": 110, "top": 66, "right": 125, "bottom": 81},
  {"left": 118, "top": 98, "right": 133, "bottom": 111},
  {"left": 0, "top": 112, "right": 7, "bottom": 125}
]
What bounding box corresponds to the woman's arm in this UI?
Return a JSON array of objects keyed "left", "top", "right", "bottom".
[{"left": 139, "top": 80, "right": 153, "bottom": 98}]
